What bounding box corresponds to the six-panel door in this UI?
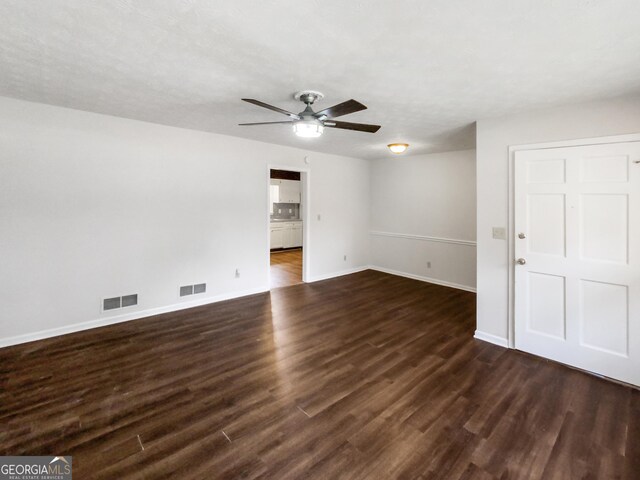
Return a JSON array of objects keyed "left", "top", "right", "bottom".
[{"left": 514, "top": 142, "right": 640, "bottom": 386}]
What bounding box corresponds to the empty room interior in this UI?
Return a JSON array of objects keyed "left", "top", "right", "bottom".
[{"left": 1, "top": 2, "right": 640, "bottom": 479}]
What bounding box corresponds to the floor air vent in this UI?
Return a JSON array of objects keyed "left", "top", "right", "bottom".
[
  {"left": 103, "top": 294, "right": 138, "bottom": 311},
  {"left": 122, "top": 294, "right": 138, "bottom": 307},
  {"left": 103, "top": 297, "right": 121, "bottom": 311},
  {"left": 180, "top": 283, "right": 207, "bottom": 297}
]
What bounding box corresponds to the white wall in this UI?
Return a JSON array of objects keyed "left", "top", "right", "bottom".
[
  {"left": 13, "top": 92, "right": 639, "bottom": 350},
  {"left": 476, "top": 95, "right": 640, "bottom": 344},
  {"left": 370, "top": 149, "right": 476, "bottom": 291},
  {"left": 0, "top": 96, "right": 370, "bottom": 345}
]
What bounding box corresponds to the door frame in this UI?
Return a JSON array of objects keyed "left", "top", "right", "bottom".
[
  {"left": 507, "top": 132, "right": 640, "bottom": 349},
  {"left": 266, "top": 164, "right": 311, "bottom": 286}
]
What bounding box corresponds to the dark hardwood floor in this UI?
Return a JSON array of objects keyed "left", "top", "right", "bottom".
[
  {"left": 0, "top": 270, "right": 638, "bottom": 479},
  {"left": 270, "top": 248, "right": 302, "bottom": 289}
]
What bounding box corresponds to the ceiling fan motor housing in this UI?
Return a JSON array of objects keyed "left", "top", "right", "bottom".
[{"left": 294, "top": 90, "right": 324, "bottom": 105}]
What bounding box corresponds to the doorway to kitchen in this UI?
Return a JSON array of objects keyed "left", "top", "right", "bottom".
[{"left": 268, "top": 168, "right": 308, "bottom": 289}]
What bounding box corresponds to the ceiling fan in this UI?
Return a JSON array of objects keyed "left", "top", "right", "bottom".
[{"left": 239, "top": 90, "right": 381, "bottom": 138}]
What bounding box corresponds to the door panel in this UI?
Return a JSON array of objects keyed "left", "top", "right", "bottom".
[
  {"left": 579, "top": 154, "right": 629, "bottom": 182},
  {"left": 526, "top": 157, "right": 566, "bottom": 183},
  {"left": 579, "top": 279, "right": 628, "bottom": 356},
  {"left": 514, "top": 141, "right": 640, "bottom": 386},
  {"left": 528, "top": 194, "right": 566, "bottom": 256},
  {"left": 527, "top": 272, "right": 566, "bottom": 339},
  {"left": 579, "top": 194, "right": 628, "bottom": 263}
]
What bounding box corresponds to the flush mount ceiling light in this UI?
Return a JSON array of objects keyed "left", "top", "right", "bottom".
[
  {"left": 239, "top": 91, "right": 381, "bottom": 139},
  {"left": 388, "top": 143, "right": 409, "bottom": 154}
]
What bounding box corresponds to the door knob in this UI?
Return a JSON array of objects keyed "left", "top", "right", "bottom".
[
  {"left": 518, "top": 232, "right": 526, "bottom": 239},
  {"left": 516, "top": 258, "right": 526, "bottom": 265}
]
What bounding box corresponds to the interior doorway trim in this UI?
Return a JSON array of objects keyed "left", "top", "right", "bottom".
[
  {"left": 507, "top": 132, "right": 640, "bottom": 349},
  {"left": 266, "top": 164, "right": 311, "bottom": 286}
]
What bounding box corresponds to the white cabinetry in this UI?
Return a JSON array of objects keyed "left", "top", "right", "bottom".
[
  {"left": 270, "top": 222, "right": 303, "bottom": 250},
  {"left": 270, "top": 225, "right": 285, "bottom": 249},
  {"left": 270, "top": 179, "right": 300, "bottom": 203},
  {"left": 291, "top": 223, "right": 303, "bottom": 247},
  {"left": 281, "top": 180, "right": 300, "bottom": 203}
]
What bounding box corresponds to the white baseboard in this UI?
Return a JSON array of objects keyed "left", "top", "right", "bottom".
[
  {"left": 368, "top": 266, "right": 477, "bottom": 293},
  {"left": 307, "top": 265, "right": 370, "bottom": 283},
  {"left": 0, "top": 286, "right": 269, "bottom": 349},
  {"left": 474, "top": 330, "right": 509, "bottom": 348}
]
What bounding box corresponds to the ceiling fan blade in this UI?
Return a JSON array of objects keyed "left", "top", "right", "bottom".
[
  {"left": 241, "top": 99, "right": 301, "bottom": 119},
  {"left": 239, "top": 121, "right": 294, "bottom": 126},
  {"left": 325, "top": 120, "right": 381, "bottom": 133},
  {"left": 314, "top": 99, "right": 367, "bottom": 119}
]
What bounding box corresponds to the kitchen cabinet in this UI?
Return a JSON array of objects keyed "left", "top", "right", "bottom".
[
  {"left": 270, "top": 222, "right": 303, "bottom": 249},
  {"left": 270, "top": 179, "right": 300, "bottom": 203},
  {"left": 270, "top": 225, "right": 285, "bottom": 249},
  {"left": 281, "top": 180, "right": 300, "bottom": 203},
  {"left": 291, "top": 223, "right": 303, "bottom": 247}
]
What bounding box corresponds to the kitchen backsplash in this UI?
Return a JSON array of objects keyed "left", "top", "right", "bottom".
[{"left": 271, "top": 203, "right": 300, "bottom": 220}]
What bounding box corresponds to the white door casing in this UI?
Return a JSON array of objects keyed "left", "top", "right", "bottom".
[{"left": 514, "top": 141, "right": 640, "bottom": 386}]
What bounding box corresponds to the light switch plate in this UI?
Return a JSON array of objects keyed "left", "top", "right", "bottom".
[{"left": 492, "top": 227, "right": 506, "bottom": 240}]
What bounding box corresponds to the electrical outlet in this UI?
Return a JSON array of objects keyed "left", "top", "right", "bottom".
[
  {"left": 343, "top": 255, "right": 347, "bottom": 261},
  {"left": 235, "top": 268, "right": 240, "bottom": 278},
  {"left": 317, "top": 214, "right": 321, "bottom": 221},
  {"left": 427, "top": 261, "right": 432, "bottom": 269}
]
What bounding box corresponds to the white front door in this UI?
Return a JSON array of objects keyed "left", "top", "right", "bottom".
[{"left": 514, "top": 141, "right": 640, "bottom": 386}]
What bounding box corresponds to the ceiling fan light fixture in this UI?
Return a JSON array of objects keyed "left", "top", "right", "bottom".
[
  {"left": 293, "top": 120, "right": 324, "bottom": 138},
  {"left": 388, "top": 143, "right": 409, "bottom": 154},
  {"left": 240, "top": 93, "right": 380, "bottom": 137}
]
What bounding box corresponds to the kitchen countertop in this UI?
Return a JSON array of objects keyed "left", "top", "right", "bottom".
[{"left": 270, "top": 219, "right": 302, "bottom": 223}]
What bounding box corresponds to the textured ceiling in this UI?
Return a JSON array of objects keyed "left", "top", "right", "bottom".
[{"left": 1, "top": 1, "right": 639, "bottom": 159}]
